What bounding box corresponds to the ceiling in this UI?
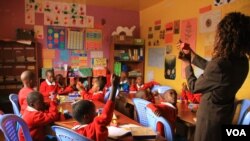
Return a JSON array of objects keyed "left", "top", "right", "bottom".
[{"left": 53, "top": 0, "right": 164, "bottom": 11}]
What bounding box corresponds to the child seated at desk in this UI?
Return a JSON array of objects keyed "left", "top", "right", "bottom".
[
  {"left": 40, "top": 70, "right": 58, "bottom": 102},
  {"left": 135, "top": 90, "right": 155, "bottom": 103},
  {"left": 119, "top": 71, "right": 129, "bottom": 92},
  {"left": 18, "top": 70, "right": 35, "bottom": 114},
  {"left": 72, "top": 75, "right": 120, "bottom": 141},
  {"left": 19, "top": 91, "right": 59, "bottom": 141},
  {"left": 181, "top": 82, "right": 201, "bottom": 104},
  {"left": 130, "top": 76, "right": 159, "bottom": 92},
  {"left": 77, "top": 76, "right": 106, "bottom": 102},
  {"left": 55, "top": 74, "right": 76, "bottom": 95},
  {"left": 147, "top": 89, "right": 178, "bottom": 136}
]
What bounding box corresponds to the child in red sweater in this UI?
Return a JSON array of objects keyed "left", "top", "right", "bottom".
[
  {"left": 181, "top": 82, "right": 201, "bottom": 104},
  {"left": 55, "top": 74, "right": 76, "bottom": 95},
  {"left": 40, "top": 70, "right": 58, "bottom": 102},
  {"left": 147, "top": 89, "right": 178, "bottom": 137},
  {"left": 18, "top": 70, "right": 36, "bottom": 114},
  {"left": 130, "top": 76, "right": 159, "bottom": 91},
  {"left": 77, "top": 76, "right": 106, "bottom": 102},
  {"left": 72, "top": 75, "right": 120, "bottom": 141},
  {"left": 19, "top": 91, "right": 59, "bottom": 141}
]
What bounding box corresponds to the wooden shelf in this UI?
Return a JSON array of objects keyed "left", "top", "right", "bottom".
[
  {"left": 115, "top": 60, "right": 143, "bottom": 63},
  {"left": 0, "top": 61, "right": 36, "bottom": 65},
  {"left": 0, "top": 81, "right": 22, "bottom": 85}
]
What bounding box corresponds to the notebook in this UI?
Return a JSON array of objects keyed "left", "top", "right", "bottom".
[
  {"left": 108, "top": 126, "right": 131, "bottom": 139},
  {"left": 130, "top": 126, "right": 157, "bottom": 139}
]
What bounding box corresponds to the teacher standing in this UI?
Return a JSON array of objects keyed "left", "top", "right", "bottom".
[{"left": 179, "top": 12, "right": 250, "bottom": 141}]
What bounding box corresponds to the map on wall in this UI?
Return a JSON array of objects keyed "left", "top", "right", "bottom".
[{"left": 47, "top": 27, "right": 66, "bottom": 49}]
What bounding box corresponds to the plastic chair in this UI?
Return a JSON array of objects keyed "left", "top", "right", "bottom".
[
  {"left": 104, "top": 86, "right": 119, "bottom": 103},
  {"left": 145, "top": 107, "right": 174, "bottom": 141},
  {"left": 0, "top": 114, "right": 32, "bottom": 141},
  {"left": 241, "top": 111, "right": 250, "bottom": 125},
  {"left": 236, "top": 99, "right": 250, "bottom": 124},
  {"left": 151, "top": 85, "right": 172, "bottom": 94},
  {"left": 9, "top": 93, "right": 21, "bottom": 117},
  {"left": 132, "top": 98, "right": 151, "bottom": 126},
  {"left": 51, "top": 125, "right": 92, "bottom": 141}
]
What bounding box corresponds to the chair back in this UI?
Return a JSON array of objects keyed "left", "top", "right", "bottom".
[
  {"left": 237, "top": 99, "right": 250, "bottom": 124},
  {"left": 0, "top": 114, "right": 32, "bottom": 141},
  {"left": 51, "top": 125, "right": 92, "bottom": 141},
  {"left": 145, "top": 107, "right": 173, "bottom": 141},
  {"left": 132, "top": 98, "right": 151, "bottom": 126},
  {"left": 9, "top": 94, "right": 21, "bottom": 116},
  {"left": 242, "top": 111, "right": 250, "bottom": 125},
  {"left": 104, "top": 86, "right": 119, "bottom": 103},
  {"left": 151, "top": 85, "right": 172, "bottom": 94}
]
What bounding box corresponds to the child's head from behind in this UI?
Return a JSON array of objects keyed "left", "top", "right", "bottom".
[
  {"left": 46, "top": 70, "right": 55, "bottom": 83},
  {"left": 161, "top": 89, "right": 177, "bottom": 106},
  {"left": 55, "top": 74, "right": 64, "bottom": 86},
  {"left": 72, "top": 100, "right": 96, "bottom": 124},
  {"left": 27, "top": 91, "right": 45, "bottom": 111},
  {"left": 136, "top": 76, "right": 143, "bottom": 86},
  {"left": 135, "top": 90, "right": 149, "bottom": 100},
  {"left": 21, "top": 70, "right": 35, "bottom": 88}
]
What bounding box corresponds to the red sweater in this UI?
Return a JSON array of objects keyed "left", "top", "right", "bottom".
[
  {"left": 80, "top": 90, "right": 104, "bottom": 102},
  {"left": 73, "top": 100, "right": 114, "bottom": 141},
  {"left": 18, "top": 87, "right": 34, "bottom": 114},
  {"left": 39, "top": 80, "right": 58, "bottom": 102},
  {"left": 58, "top": 86, "right": 74, "bottom": 95},
  {"left": 130, "top": 81, "right": 159, "bottom": 91},
  {"left": 147, "top": 103, "right": 178, "bottom": 137},
  {"left": 181, "top": 90, "right": 201, "bottom": 104},
  {"left": 19, "top": 101, "right": 59, "bottom": 141}
]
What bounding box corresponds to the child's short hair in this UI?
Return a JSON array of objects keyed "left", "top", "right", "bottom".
[
  {"left": 27, "top": 91, "right": 43, "bottom": 106},
  {"left": 72, "top": 100, "right": 96, "bottom": 124},
  {"left": 21, "top": 70, "right": 35, "bottom": 81},
  {"left": 95, "top": 76, "right": 106, "bottom": 91},
  {"left": 135, "top": 90, "right": 148, "bottom": 99},
  {"left": 161, "top": 89, "right": 177, "bottom": 105},
  {"left": 45, "top": 69, "right": 54, "bottom": 76}
]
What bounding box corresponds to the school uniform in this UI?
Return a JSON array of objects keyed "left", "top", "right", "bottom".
[
  {"left": 130, "top": 81, "right": 159, "bottom": 91},
  {"left": 181, "top": 90, "right": 201, "bottom": 103},
  {"left": 73, "top": 100, "right": 114, "bottom": 141},
  {"left": 19, "top": 101, "right": 59, "bottom": 141},
  {"left": 80, "top": 90, "right": 104, "bottom": 102},
  {"left": 39, "top": 79, "right": 58, "bottom": 102},
  {"left": 147, "top": 102, "right": 177, "bottom": 137},
  {"left": 185, "top": 54, "right": 249, "bottom": 141},
  {"left": 58, "top": 85, "right": 74, "bottom": 95},
  {"left": 18, "top": 87, "right": 34, "bottom": 114}
]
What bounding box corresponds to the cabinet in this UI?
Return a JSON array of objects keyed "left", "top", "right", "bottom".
[
  {"left": 0, "top": 40, "right": 39, "bottom": 113},
  {"left": 109, "top": 36, "right": 145, "bottom": 82}
]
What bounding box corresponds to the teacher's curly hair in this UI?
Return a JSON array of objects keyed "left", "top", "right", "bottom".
[{"left": 213, "top": 12, "right": 250, "bottom": 59}]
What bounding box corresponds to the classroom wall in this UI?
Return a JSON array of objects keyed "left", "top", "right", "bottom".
[
  {"left": 140, "top": 0, "right": 250, "bottom": 99},
  {"left": 0, "top": 0, "right": 140, "bottom": 68}
]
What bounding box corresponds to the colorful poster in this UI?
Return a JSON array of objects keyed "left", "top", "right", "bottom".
[
  {"left": 173, "top": 20, "right": 180, "bottom": 34},
  {"left": 79, "top": 57, "right": 88, "bottom": 67},
  {"left": 43, "top": 59, "right": 53, "bottom": 68},
  {"left": 85, "top": 29, "right": 102, "bottom": 50},
  {"left": 60, "top": 50, "right": 69, "bottom": 62},
  {"left": 199, "top": 10, "right": 221, "bottom": 33},
  {"left": 85, "top": 16, "right": 94, "bottom": 28},
  {"left": 71, "top": 50, "right": 86, "bottom": 56},
  {"left": 180, "top": 18, "right": 197, "bottom": 78},
  {"left": 47, "top": 27, "right": 66, "bottom": 49},
  {"left": 90, "top": 51, "right": 103, "bottom": 58},
  {"left": 165, "top": 55, "right": 176, "bottom": 80},
  {"left": 92, "top": 58, "right": 107, "bottom": 67},
  {"left": 199, "top": 5, "right": 212, "bottom": 14},
  {"left": 67, "top": 30, "right": 84, "bottom": 50},
  {"left": 25, "top": 0, "right": 35, "bottom": 25},
  {"left": 154, "top": 20, "right": 161, "bottom": 30},
  {"left": 42, "top": 49, "right": 55, "bottom": 59},
  {"left": 35, "top": 0, "right": 44, "bottom": 13},
  {"left": 34, "top": 25, "right": 44, "bottom": 39},
  {"left": 165, "top": 33, "right": 173, "bottom": 43}
]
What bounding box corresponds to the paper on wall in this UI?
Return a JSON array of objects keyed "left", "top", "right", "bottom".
[
  {"left": 90, "top": 51, "right": 103, "bottom": 58},
  {"left": 25, "top": 0, "right": 35, "bottom": 25},
  {"left": 199, "top": 10, "right": 221, "bottom": 33},
  {"left": 34, "top": 25, "right": 44, "bottom": 39}
]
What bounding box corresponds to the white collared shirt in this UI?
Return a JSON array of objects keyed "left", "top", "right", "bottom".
[
  {"left": 26, "top": 106, "right": 38, "bottom": 112},
  {"left": 46, "top": 79, "right": 56, "bottom": 86},
  {"left": 161, "top": 102, "right": 176, "bottom": 109},
  {"left": 72, "top": 124, "right": 87, "bottom": 130}
]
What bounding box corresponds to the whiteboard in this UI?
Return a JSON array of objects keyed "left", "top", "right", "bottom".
[{"left": 148, "top": 47, "right": 165, "bottom": 68}]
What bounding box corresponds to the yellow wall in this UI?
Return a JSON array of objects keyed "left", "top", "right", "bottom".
[{"left": 140, "top": 0, "right": 250, "bottom": 99}]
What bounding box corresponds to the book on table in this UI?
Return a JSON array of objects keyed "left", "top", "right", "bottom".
[{"left": 130, "top": 126, "right": 157, "bottom": 139}]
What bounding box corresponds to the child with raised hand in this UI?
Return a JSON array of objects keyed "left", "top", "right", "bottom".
[
  {"left": 19, "top": 91, "right": 59, "bottom": 141},
  {"left": 72, "top": 74, "right": 120, "bottom": 141},
  {"left": 56, "top": 74, "right": 76, "bottom": 95},
  {"left": 19, "top": 70, "right": 36, "bottom": 114},
  {"left": 181, "top": 82, "right": 201, "bottom": 104},
  {"left": 147, "top": 89, "right": 178, "bottom": 136},
  {"left": 39, "top": 70, "right": 58, "bottom": 102},
  {"left": 130, "top": 76, "right": 159, "bottom": 92}
]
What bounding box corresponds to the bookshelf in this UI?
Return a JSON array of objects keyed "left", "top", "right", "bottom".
[
  {"left": 109, "top": 36, "right": 145, "bottom": 83},
  {"left": 0, "top": 40, "right": 39, "bottom": 113}
]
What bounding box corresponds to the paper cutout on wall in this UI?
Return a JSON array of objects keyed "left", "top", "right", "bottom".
[
  {"left": 42, "top": 49, "right": 55, "bottom": 59},
  {"left": 85, "top": 16, "right": 94, "bottom": 28},
  {"left": 90, "top": 51, "right": 103, "bottom": 58},
  {"left": 60, "top": 50, "right": 69, "bottom": 62},
  {"left": 112, "top": 26, "right": 136, "bottom": 36},
  {"left": 173, "top": 20, "right": 180, "bottom": 34},
  {"left": 92, "top": 58, "right": 107, "bottom": 67},
  {"left": 199, "top": 10, "right": 221, "bottom": 33},
  {"left": 214, "top": 0, "right": 235, "bottom": 6},
  {"left": 79, "top": 57, "right": 88, "bottom": 67},
  {"left": 85, "top": 29, "right": 102, "bottom": 50},
  {"left": 25, "top": 0, "right": 35, "bottom": 25},
  {"left": 199, "top": 5, "right": 212, "bottom": 13},
  {"left": 79, "top": 68, "right": 92, "bottom": 77},
  {"left": 47, "top": 27, "right": 66, "bottom": 49},
  {"left": 165, "top": 55, "right": 176, "bottom": 80},
  {"left": 67, "top": 30, "right": 84, "bottom": 50},
  {"left": 43, "top": 59, "right": 53, "bottom": 68},
  {"left": 93, "top": 67, "right": 107, "bottom": 77},
  {"left": 148, "top": 47, "right": 165, "bottom": 69},
  {"left": 35, "top": 0, "right": 44, "bottom": 13},
  {"left": 34, "top": 25, "right": 44, "bottom": 39},
  {"left": 71, "top": 50, "right": 86, "bottom": 56},
  {"left": 154, "top": 20, "right": 161, "bottom": 30}
]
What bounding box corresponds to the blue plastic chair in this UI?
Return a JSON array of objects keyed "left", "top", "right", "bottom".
[
  {"left": 51, "top": 125, "right": 92, "bottom": 141},
  {"left": 241, "top": 111, "right": 250, "bottom": 125},
  {"left": 145, "top": 107, "right": 174, "bottom": 141},
  {"left": 0, "top": 114, "right": 32, "bottom": 141},
  {"left": 151, "top": 85, "right": 172, "bottom": 94},
  {"left": 132, "top": 98, "right": 151, "bottom": 126},
  {"left": 9, "top": 93, "right": 21, "bottom": 117},
  {"left": 237, "top": 99, "right": 250, "bottom": 124},
  {"left": 104, "top": 86, "right": 119, "bottom": 103}
]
